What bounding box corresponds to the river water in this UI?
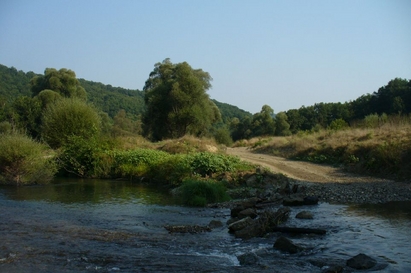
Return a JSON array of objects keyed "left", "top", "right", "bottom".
[{"left": 0, "top": 179, "right": 410, "bottom": 273}]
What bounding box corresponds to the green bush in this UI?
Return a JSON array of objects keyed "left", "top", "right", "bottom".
[
  {"left": 41, "top": 98, "right": 101, "bottom": 148},
  {"left": 0, "top": 134, "right": 57, "bottom": 185},
  {"left": 328, "top": 118, "right": 348, "bottom": 131},
  {"left": 151, "top": 154, "right": 192, "bottom": 185},
  {"left": 58, "top": 136, "right": 104, "bottom": 177},
  {"left": 214, "top": 127, "right": 233, "bottom": 146},
  {"left": 176, "top": 179, "right": 230, "bottom": 207},
  {"left": 187, "top": 152, "right": 242, "bottom": 177},
  {"left": 109, "top": 148, "right": 172, "bottom": 179}
]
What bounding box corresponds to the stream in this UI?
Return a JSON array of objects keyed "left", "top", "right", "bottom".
[{"left": 0, "top": 179, "right": 410, "bottom": 272}]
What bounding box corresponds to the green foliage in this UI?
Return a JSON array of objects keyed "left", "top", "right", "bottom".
[
  {"left": 275, "top": 112, "right": 291, "bottom": 136},
  {"left": 31, "top": 68, "right": 86, "bottom": 100},
  {"left": 187, "top": 152, "right": 241, "bottom": 177},
  {"left": 41, "top": 98, "right": 101, "bottom": 148},
  {"left": 214, "top": 127, "right": 233, "bottom": 146},
  {"left": 176, "top": 179, "right": 230, "bottom": 207},
  {"left": 78, "top": 79, "right": 145, "bottom": 119},
  {"left": 36, "top": 89, "right": 62, "bottom": 108},
  {"left": 59, "top": 136, "right": 102, "bottom": 177},
  {"left": 1, "top": 63, "right": 250, "bottom": 136},
  {"left": 328, "top": 118, "right": 348, "bottom": 131},
  {"left": 0, "top": 121, "right": 12, "bottom": 134},
  {"left": 109, "top": 148, "right": 172, "bottom": 179},
  {"left": 11, "top": 96, "right": 42, "bottom": 138},
  {"left": 143, "top": 59, "right": 220, "bottom": 140},
  {"left": 0, "top": 64, "right": 33, "bottom": 100},
  {"left": 0, "top": 133, "right": 57, "bottom": 185}
]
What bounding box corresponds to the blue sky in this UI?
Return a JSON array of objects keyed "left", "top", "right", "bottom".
[{"left": 1, "top": 0, "right": 410, "bottom": 114}]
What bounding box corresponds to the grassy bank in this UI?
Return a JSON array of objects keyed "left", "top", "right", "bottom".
[{"left": 238, "top": 121, "right": 411, "bottom": 181}]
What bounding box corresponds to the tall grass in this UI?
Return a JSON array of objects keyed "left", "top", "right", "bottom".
[
  {"left": 175, "top": 179, "right": 231, "bottom": 207},
  {"left": 0, "top": 133, "right": 57, "bottom": 185}
]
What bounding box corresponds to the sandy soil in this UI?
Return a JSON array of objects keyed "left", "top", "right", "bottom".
[{"left": 226, "top": 147, "right": 389, "bottom": 183}]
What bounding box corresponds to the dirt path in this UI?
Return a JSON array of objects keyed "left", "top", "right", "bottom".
[{"left": 226, "top": 147, "right": 390, "bottom": 183}]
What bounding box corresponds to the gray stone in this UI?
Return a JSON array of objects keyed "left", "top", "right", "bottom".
[
  {"left": 237, "top": 252, "right": 259, "bottom": 265},
  {"left": 239, "top": 208, "right": 258, "bottom": 219},
  {"left": 273, "top": 236, "right": 303, "bottom": 254},
  {"left": 208, "top": 220, "right": 223, "bottom": 229},
  {"left": 234, "top": 223, "right": 260, "bottom": 239},
  {"left": 228, "top": 217, "right": 254, "bottom": 233},
  {"left": 296, "top": 211, "right": 313, "bottom": 219},
  {"left": 346, "top": 253, "right": 377, "bottom": 270},
  {"left": 283, "top": 196, "right": 305, "bottom": 206}
]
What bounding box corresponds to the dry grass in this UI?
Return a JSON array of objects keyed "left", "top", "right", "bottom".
[
  {"left": 240, "top": 122, "right": 411, "bottom": 180},
  {"left": 157, "top": 135, "right": 224, "bottom": 154},
  {"left": 114, "top": 135, "right": 156, "bottom": 150}
]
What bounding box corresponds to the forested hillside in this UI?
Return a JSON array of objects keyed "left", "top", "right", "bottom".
[{"left": 0, "top": 64, "right": 251, "bottom": 122}]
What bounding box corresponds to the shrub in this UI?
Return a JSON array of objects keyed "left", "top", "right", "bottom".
[
  {"left": 187, "top": 152, "right": 242, "bottom": 177},
  {"left": 109, "top": 148, "right": 172, "bottom": 179},
  {"left": 41, "top": 98, "right": 101, "bottom": 148},
  {"left": 214, "top": 127, "right": 233, "bottom": 146},
  {"left": 0, "top": 134, "right": 57, "bottom": 185},
  {"left": 58, "top": 136, "right": 106, "bottom": 177},
  {"left": 328, "top": 118, "right": 348, "bottom": 131},
  {"left": 176, "top": 179, "right": 230, "bottom": 206}
]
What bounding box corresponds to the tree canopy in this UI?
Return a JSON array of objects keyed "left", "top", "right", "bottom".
[
  {"left": 143, "top": 59, "right": 221, "bottom": 140},
  {"left": 31, "top": 68, "right": 87, "bottom": 100}
]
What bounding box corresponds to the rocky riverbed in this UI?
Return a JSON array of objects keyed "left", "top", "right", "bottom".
[{"left": 301, "top": 180, "right": 411, "bottom": 204}]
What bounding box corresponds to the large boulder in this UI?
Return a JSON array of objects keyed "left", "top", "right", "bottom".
[
  {"left": 346, "top": 253, "right": 377, "bottom": 270},
  {"left": 228, "top": 217, "right": 254, "bottom": 233},
  {"left": 230, "top": 197, "right": 260, "bottom": 218},
  {"left": 238, "top": 208, "right": 258, "bottom": 219},
  {"left": 273, "top": 236, "right": 303, "bottom": 254},
  {"left": 234, "top": 223, "right": 261, "bottom": 239}
]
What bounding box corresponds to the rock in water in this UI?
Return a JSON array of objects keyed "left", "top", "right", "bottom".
[
  {"left": 228, "top": 217, "right": 254, "bottom": 233},
  {"left": 208, "top": 220, "right": 223, "bottom": 229},
  {"left": 237, "top": 252, "right": 259, "bottom": 265},
  {"left": 346, "top": 253, "right": 377, "bottom": 269},
  {"left": 273, "top": 236, "right": 303, "bottom": 254},
  {"left": 296, "top": 211, "right": 313, "bottom": 219}
]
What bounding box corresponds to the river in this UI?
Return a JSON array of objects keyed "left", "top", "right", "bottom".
[{"left": 0, "top": 179, "right": 410, "bottom": 272}]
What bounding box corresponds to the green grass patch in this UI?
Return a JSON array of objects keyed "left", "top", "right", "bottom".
[{"left": 175, "top": 179, "right": 230, "bottom": 207}]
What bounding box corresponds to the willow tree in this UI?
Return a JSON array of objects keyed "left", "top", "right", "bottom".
[
  {"left": 143, "top": 59, "right": 221, "bottom": 141},
  {"left": 31, "top": 68, "right": 87, "bottom": 101}
]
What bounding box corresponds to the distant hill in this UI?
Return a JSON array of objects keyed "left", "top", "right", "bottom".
[{"left": 0, "top": 64, "right": 251, "bottom": 121}]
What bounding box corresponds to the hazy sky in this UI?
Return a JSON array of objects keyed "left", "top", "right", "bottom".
[{"left": 1, "top": 0, "right": 410, "bottom": 114}]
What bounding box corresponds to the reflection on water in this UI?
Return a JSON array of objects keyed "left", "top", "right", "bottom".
[
  {"left": 0, "top": 178, "right": 175, "bottom": 205},
  {"left": 0, "top": 179, "right": 410, "bottom": 272},
  {"left": 348, "top": 201, "right": 411, "bottom": 221}
]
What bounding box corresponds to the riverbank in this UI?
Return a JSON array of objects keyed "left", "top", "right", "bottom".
[{"left": 226, "top": 147, "right": 411, "bottom": 205}]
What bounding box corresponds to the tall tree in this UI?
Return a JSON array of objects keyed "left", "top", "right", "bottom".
[
  {"left": 143, "top": 59, "right": 220, "bottom": 140},
  {"left": 31, "top": 68, "right": 86, "bottom": 100},
  {"left": 275, "top": 112, "right": 291, "bottom": 136}
]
